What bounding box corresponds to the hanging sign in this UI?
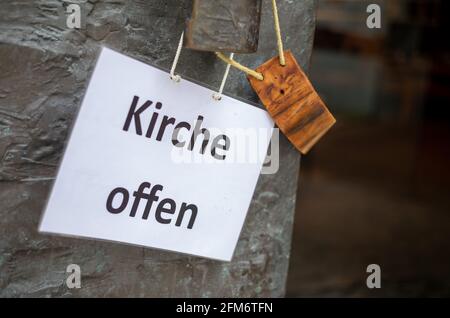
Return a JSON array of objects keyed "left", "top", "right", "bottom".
[
  {"left": 248, "top": 50, "right": 335, "bottom": 154},
  {"left": 216, "top": 0, "right": 336, "bottom": 154},
  {"left": 39, "top": 47, "right": 274, "bottom": 261}
]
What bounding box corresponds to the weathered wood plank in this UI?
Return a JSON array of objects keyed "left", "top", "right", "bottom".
[
  {"left": 184, "top": 0, "right": 262, "bottom": 53},
  {"left": 248, "top": 50, "right": 336, "bottom": 154}
]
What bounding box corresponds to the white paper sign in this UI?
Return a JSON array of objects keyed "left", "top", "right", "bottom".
[{"left": 39, "top": 47, "right": 274, "bottom": 261}]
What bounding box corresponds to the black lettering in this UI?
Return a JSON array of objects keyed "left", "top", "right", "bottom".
[
  {"left": 211, "top": 134, "right": 230, "bottom": 160},
  {"left": 156, "top": 115, "right": 176, "bottom": 141},
  {"left": 123, "top": 96, "right": 152, "bottom": 135},
  {"left": 122, "top": 97, "right": 232, "bottom": 161},
  {"left": 106, "top": 187, "right": 129, "bottom": 214},
  {"left": 175, "top": 203, "right": 198, "bottom": 229},
  {"left": 145, "top": 102, "right": 162, "bottom": 138},
  {"left": 171, "top": 121, "right": 191, "bottom": 147},
  {"left": 129, "top": 182, "right": 151, "bottom": 217},
  {"left": 142, "top": 184, "right": 163, "bottom": 220},
  {"left": 155, "top": 198, "right": 176, "bottom": 224},
  {"left": 106, "top": 183, "right": 198, "bottom": 230},
  {"left": 188, "top": 116, "right": 210, "bottom": 154}
]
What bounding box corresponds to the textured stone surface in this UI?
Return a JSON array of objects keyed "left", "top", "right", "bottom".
[
  {"left": 0, "top": 0, "right": 315, "bottom": 297},
  {"left": 184, "top": 0, "right": 262, "bottom": 53}
]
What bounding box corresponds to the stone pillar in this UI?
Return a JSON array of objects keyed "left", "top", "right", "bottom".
[{"left": 0, "top": 0, "right": 315, "bottom": 297}]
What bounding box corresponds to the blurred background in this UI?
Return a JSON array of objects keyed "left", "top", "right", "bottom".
[{"left": 287, "top": 0, "right": 450, "bottom": 297}]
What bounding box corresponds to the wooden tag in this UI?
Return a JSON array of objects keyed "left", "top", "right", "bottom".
[
  {"left": 248, "top": 50, "right": 336, "bottom": 154},
  {"left": 184, "top": 0, "right": 262, "bottom": 53}
]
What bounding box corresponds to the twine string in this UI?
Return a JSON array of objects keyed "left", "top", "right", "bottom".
[
  {"left": 215, "top": 53, "right": 264, "bottom": 81},
  {"left": 169, "top": 35, "right": 235, "bottom": 101},
  {"left": 169, "top": 31, "right": 184, "bottom": 82},
  {"left": 215, "top": 0, "right": 286, "bottom": 80},
  {"left": 170, "top": 1, "right": 285, "bottom": 93},
  {"left": 213, "top": 53, "right": 235, "bottom": 101},
  {"left": 272, "top": 0, "right": 286, "bottom": 66}
]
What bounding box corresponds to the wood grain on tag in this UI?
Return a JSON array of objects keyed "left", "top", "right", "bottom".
[{"left": 248, "top": 50, "right": 336, "bottom": 154}]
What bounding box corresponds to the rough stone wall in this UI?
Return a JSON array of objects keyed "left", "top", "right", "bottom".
[{"left": 0, "top": 0, "right": 315, "bottom": 297}]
